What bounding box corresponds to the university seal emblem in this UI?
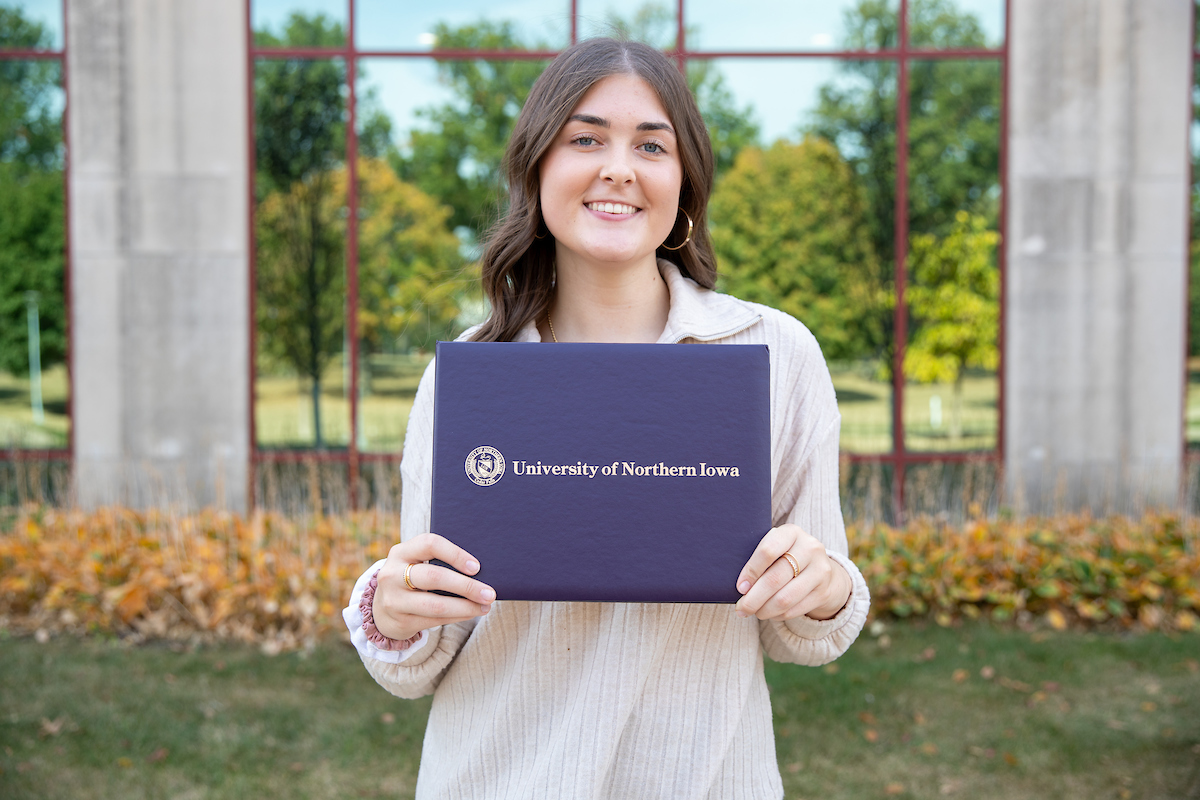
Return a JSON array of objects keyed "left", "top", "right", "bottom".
[{"left": 465, "top": 446, "right": 505, "bottom": 486}]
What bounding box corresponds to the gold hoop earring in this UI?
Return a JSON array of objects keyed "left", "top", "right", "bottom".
[
  {"left": 661, "top": 209, "right": 693, "bottom": 251},
  {"left": 533, "top": 222, "right": 548, "bottom": 240}
]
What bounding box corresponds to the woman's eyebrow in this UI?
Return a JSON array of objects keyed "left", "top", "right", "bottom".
[
  {"left": 637, "top": 121, "right": 674, "bottom": 134},
  {"left": 566, "top": 115, "right": 675, "bottom": 135}
]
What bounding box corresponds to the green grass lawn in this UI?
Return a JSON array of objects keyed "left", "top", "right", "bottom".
[
  {"left": 1, "top": 623, "right": 1196, "bottom": 800},
  {"left": 0, "top": 365, "right": 69, "bottom": 449},
  {"left": 829, "top": 362, "right": 999, "bottom": 455},
  {"left": 254, "top": 353, "right": 431, "bottom": 453}
]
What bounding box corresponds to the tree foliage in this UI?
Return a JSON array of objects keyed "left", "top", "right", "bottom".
[
  {"left": 356, "top": 159, "right": 469, "bottom": 353},
  {"left": 710, "top": 138, "right": 886, "bottom": 361},
  {"left": 0, "top": 8, "right": 65, "bottom": 376},
  {"left": 391, "top": 21, "right": 545, "bottom": 241},
  {"left": 807, "top": 0, "right": 1000, "bottom": 266},
  {"left": 904, "top": 211, "right": 999, "bottom": 439}
]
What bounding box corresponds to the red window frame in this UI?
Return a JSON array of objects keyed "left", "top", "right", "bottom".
[
  {"left": 247, "top": 0, "right": 1010, "bottom": 516},
  {"left": 0, "top": 1, "right": 73, "bottom": 467}
]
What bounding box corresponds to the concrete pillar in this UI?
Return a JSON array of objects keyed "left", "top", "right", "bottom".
[
  {"left": 1006, "top": 0, "right": 1191, "bottom": 513},
  {"left": 68, "top": 0, "right": 249, "bottom": 510}
]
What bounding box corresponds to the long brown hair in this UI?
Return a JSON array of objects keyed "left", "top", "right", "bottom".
[{"left": 470, "top": 38, "right": 717, "bottom": 343}]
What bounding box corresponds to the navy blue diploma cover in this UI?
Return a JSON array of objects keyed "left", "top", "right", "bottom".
[{"left": 430, "top": 341, "right": 771, "bottom": 603}]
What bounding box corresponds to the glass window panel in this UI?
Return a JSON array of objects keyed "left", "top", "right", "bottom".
[
  {"left": 907, "top": 0, "right": 1004, "bottom": 50},
  {"left": 902, "top": 459, "right": 1000, "bottom": 519},
  {"left": 686, "top": 0, "right": 898, "bottom": 52},
  {"left": 902, "top": 58, "right": 1000, "bottom": 452},
  {"left": 1188, "top": 59, "right": 1200, "bottom": 448},
  {"left": 704, "top": 58, "right": 896, "bottom": 454},
  {"left": 0, "top": 59, "right": 67, "bottom": 450},
  {"left": 254, "top": 57, "right": 350, "bottom": 450},
  {"left": 253, "top": 0, "right": 347, "bottom": 47},
  {"left": 356, "top": 0, "right": 569, "bottom": 51},
  {"left": 355, "top": 58, "right": 544, "bottom": 452},
  {"left": 0, "top": 0, "right": 63, "bottom": 50},
  {"left": 576, "top": 0, "right": 677, "bottom": 49}
]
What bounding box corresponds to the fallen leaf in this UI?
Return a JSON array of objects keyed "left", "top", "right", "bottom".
[
  {"left": 998, "top": 677, "right": 1032, "bottom": 693},
  {"left": 290, "top": 762, "right": 305, "bottom": 772},
  {"left": 864, "top": 728, "right": 879, "bottom": 742},
  {"left": 1140, "top": 702, "right": 1157, "bottom": 713},
  {"left": 1003, "top": 729, "right": 1016, "bottom": 738},
  {"left": 163, "top": 673, "right": 176, "bottom": 684},
  {"left": 1162, "top": 728, "right": 1176, "bottom": 737},
  {"left": 381, "top": 712, "right": 395, "bottom": 724},
  {"left": 859, "top": 712, "right": 878, "bottom": 726},
  {"left": 939, "top": 779, "right": 963, "bottom": 795},
  {"left": 913, "top": 712, "right": 927, "bottom": 726},
  {"left": 1027, "top": 691, "right": 1047, "bottom": 707},
  {"left": 1003, "top": 752, "right": 1018, "bottom": 766},
  {"left": 1118, "top": 791, "right": 1131, "bottom": 800},
  {"left": 823, "top": 663, "right": 840, "bottom": 675},
  {"left": 146, "top": 747, "right": 168, "bottom": 764},
  {"left": 117, "top": 757, "right": 133, "bottom": 769},
  {"left": 980, "top": 666, "right": 995, "bottom": 680},
  {"left": 1041, "top": 681, "right": 1060, "bottom": 693},
  {"left": 1106, "top": 719, "right": 1126, "bottom": 730},
  {"left": 878, "top": 635, "right": 892, "bottom": 650},
  {"left": 786, "top": 762, "right": 802, "bottom": 773},
  {"left": 885, "top": 783, "right": 905, "bottom": 796},
  {"left": 917, "top": 647, "right": 937, "bottom": 662},
  {"left": 919, "top": 742, "right": 939, "bottom": 755},
  {"left": 952, "top": 669, "right": 968, "bottom": 683},
  {"left": 39, "top": 717, "right": 66, "bottom": 737},
  {"left": 1046, "top": 608, "right": 1067, "bottom": 631}
]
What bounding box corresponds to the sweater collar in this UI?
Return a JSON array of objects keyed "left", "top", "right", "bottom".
[{"left": 513, "top": 259, "right": 762, "bottom": 344}]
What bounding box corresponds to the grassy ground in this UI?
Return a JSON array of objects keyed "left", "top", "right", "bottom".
[
  {"left": 1, "top": 622, "right": 1196, "bottom": 800},
  {"left": 829, "top": 362, "right": 998, "bottom": 454},
  {"left": 254, "top": 353, "right": 430, "bottom": 453},
  {"left": 0, "top": 365, "right": 69, "bottom": 449}
]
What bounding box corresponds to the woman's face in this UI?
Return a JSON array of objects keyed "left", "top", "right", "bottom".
[{"left": 539, "top": 73, "right": 683, "bottom": 272}]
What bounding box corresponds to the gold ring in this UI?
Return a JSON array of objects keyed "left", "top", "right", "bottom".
[
  {"left": 404, "top": 562, "right": 418, "bottom": 591},
  {"left": 781, "top": 552, "right": 801, "bottom": 579}
]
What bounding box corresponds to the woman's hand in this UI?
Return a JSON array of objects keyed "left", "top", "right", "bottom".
[
  {"left": 735, "top": 524, "right": 851, "bottom": 622},
  {"left": 372, "top": 533, "right": 496, "bottom": 642}
]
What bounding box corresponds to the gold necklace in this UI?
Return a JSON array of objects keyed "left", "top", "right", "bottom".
[{"left": 547, "top": 313, "right": 559, "bottom": 343}]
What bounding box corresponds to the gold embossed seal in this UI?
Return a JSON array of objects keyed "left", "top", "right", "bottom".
[{"left": 465, "top": 446, "right": 505, "bottom": 486}]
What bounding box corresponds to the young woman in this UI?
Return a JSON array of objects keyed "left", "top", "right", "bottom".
[{"left": 344, "top": 37, "right": 869, "bottom": 799}]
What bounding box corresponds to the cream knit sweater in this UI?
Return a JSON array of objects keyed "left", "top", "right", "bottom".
[{"left": 344, "top": 261, "right": 870, "bottom": 800}]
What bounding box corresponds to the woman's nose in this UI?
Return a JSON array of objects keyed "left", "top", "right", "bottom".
[{"left": 599, "top": 148, "right": 635, "bottom": 184}]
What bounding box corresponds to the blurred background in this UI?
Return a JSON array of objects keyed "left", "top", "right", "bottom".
[{"left": 0, "top": 0, "right": 1193, "bottom": 521}]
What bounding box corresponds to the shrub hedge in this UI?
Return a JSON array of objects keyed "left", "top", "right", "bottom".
[{"left": 1, "top": 508, "right": 1196, "bottom": 649}]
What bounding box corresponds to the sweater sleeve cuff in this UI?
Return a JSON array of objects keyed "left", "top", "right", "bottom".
[
  {"left": 343, "top": 559, "right": 440, "bottom": 666},
  {"left": 782, "top": 550, "right": 867, "bottom": 640}
]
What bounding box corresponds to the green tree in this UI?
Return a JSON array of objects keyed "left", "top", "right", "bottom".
[
  {"left": 392, "top": 21, "right": 545, "bottom": 241},
  {"left": 254, "top": 14, "right": 349, "bottom": 447},
  {"left": 903, "top": 211, "right": 999, "bottom": 441},
  {"left": 710, "top": 138, "right": 886, "bottom": 361},
  {"left": 807, "top": 0, "right": 1000, "bottom": 262},
  {"left": 0, "top": 7, "right": 65, "bottom": 377},
  {"left": 355, "top": 158, "right": 469, "bottom": 354}
]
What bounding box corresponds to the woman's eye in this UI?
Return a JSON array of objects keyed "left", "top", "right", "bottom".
[
  {"left": 573, "top": 136, "right": 596, "bottom": 147},
  {"left": 640, "top": 142, "right": 665, "bottom": 154}
]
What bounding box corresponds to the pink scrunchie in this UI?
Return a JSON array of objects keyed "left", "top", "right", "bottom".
[{"left": 360, "top": 570, "right": 422, "bottom": 651}]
